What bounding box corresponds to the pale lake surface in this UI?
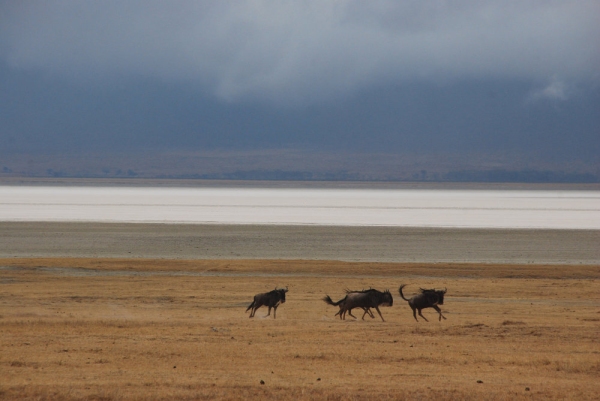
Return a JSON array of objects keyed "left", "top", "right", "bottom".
[{"left": 1, "top": 186, "right": 599, "bottom": 229}]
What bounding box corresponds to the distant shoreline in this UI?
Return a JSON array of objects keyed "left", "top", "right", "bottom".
[{"left": 1, "top": 176, "right": 599, "bottom": 190}]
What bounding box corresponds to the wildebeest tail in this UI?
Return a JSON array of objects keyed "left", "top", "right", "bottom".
[
  {"left": 245, "top": 300, "right": 255, "bottom": 312},
  {"left": 398, "top": 285, "right": 411, "bottom": 302},
  {"left": 322, "top": 295, "right": 345, "bottom": 306}
]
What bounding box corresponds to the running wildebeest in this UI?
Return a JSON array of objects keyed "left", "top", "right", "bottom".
[
  {"left": 246, "top": 287, "right": 288, "bottom": 319},
  {"left": 333, "top": 289, "right": 375, "bottom": 320},
  {"left": 323, "top": 288, "right": 393, "bottom": 321},
  {"left": 398, "top": 284, "right": 447, "bottom": 322}
]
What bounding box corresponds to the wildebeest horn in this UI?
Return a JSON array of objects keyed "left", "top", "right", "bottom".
[
  {"left": 443, "top": 287, "right": 447, "bottom": 293},
  {"left": 284, "top": 286, "right": 289, "bottom": 292}
]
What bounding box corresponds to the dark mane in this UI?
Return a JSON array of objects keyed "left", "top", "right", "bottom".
[{"left": 344, "top": 288, "right": 375, "bottom": 294}]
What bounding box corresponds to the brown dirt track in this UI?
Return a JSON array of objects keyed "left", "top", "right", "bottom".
[{"left": 1, "top": 258, "right": 599, "bottom": 400}]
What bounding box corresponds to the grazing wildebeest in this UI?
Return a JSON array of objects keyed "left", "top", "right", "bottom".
[
  {"left": 246, "top": 287, "right": 288, "bottom": 319},
  {"left": 398, "top": 284, "right": 447, "bottom": 322},
  {"left": 323, "top": 288, "right": 393, "bottom": 321}
]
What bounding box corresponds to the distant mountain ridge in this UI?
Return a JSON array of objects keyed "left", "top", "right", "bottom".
[{"left": 2, "top": 149, "right": 598, "bottom": 183}]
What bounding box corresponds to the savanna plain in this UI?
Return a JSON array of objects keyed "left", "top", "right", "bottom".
[{"left": 1, "top": 258, "right": 599, "bottom": 400}]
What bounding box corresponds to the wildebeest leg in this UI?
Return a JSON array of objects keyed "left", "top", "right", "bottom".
[
  {"left": 411, "top": 307, "right": 419, "bottom": 321},
  {"left": 265, "top": 306, "right": 272, "bottom": 317},
  {"left": 273, "top": 305, "right": 278, "bottom": 319},
  {"left": 347, "top": 308, "right": 358, "bottom": 319},
  {"left": 374, "top": 306, "right": 385, "bottom": 322},
  {"left": 247, "top": 300, "right": 256, "bottom": 318},
  {"left": 361, "top": 308, "right": 374, "bottom": 320},
  {"left": 417, "top": 309, "right": 429, "bottom": 322},
  {"left": 250, "top": 306, "right": 259, "bottom": 318},
  {"left": 366, "top": 308, "right": 375, "bottom": 318},
  {"left": 432, "top": 305, "right": 446, "bottom": 320}
]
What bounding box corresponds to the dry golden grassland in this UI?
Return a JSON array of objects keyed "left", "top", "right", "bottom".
[{"left": 1, "top": 258, "right": 599, "bottom": 400}]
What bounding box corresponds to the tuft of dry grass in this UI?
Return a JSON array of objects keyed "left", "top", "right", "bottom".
[{"left": 1, "top": 258, "right": 599, "bottom": 400}]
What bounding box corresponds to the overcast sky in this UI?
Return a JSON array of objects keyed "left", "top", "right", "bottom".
[{"left": 1, "top": 1, "right": 599, "bottom": 162}]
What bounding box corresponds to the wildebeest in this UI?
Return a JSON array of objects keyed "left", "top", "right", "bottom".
[
  {"left": 398, "top": 284, "right": 447, "bottom": 322},
  {"left": 246, "top": 287, "right": 288, "bottom": 319},
  {"left": 331, "top": 289, "right": 376, "bottom": 320},
  {"left": 323, "top": 288, "right": 393, "bottom": 321}
]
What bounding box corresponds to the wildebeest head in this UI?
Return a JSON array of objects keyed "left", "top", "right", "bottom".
[
  {"left": 375, "top": 289, "right": 393, "bottom": 306},
  {"left": 271, "top": 287, "right": 288, "bottom": 303},
  {"left": 420, "top": 287, "right": 446, "bottom": 305}
]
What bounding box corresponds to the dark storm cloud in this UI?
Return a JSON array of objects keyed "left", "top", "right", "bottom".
[
  {"left": 2, "top": 1, "right": 599, "bottom": 104},
  {"left": 1, "top": 1, "right": 598, "bottom": 169}
]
